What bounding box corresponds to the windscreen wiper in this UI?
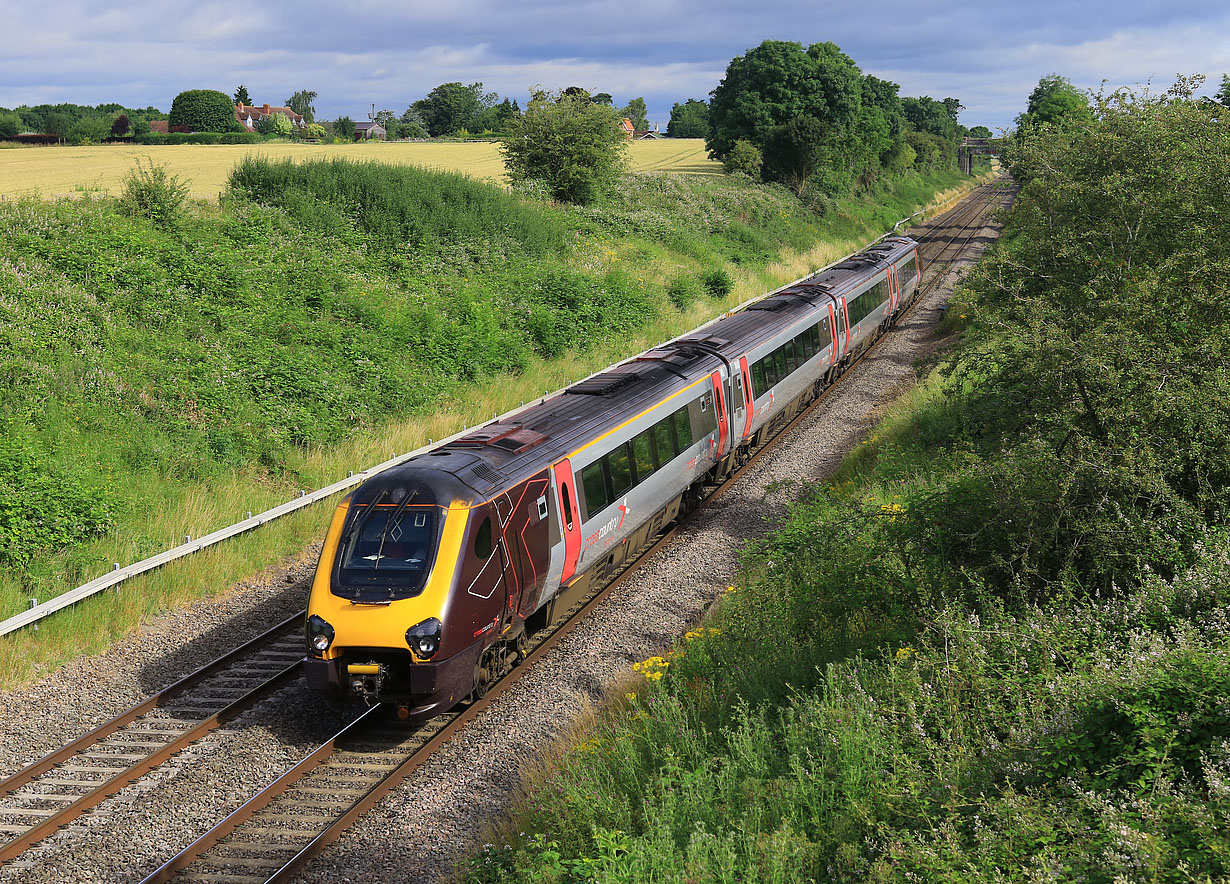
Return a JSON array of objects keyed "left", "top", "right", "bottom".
[{"left": 373, "top": 488, "right": 419, "bottom": 571}]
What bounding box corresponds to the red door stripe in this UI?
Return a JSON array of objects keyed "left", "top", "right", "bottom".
[
  {"left": 710, "top": 371, "right": 729, "bottom": 457},
  {"left": 553, "top": 460, "right": 581, "bottom": 585},
  {"left": 739, "top": 356, "right": 754, "bottom": 439}
]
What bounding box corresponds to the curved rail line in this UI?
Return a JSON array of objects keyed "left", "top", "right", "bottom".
[{"left": 133, "top": 178, "right": 1016, "bottom": 884}]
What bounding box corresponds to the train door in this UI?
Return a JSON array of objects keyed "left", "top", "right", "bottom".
[
  {"left": 462, "top": 503, "right": 509, "bottom": 636},
  {"left": 827, "top": 304, "right": 839, "bottom": 366},
  {"left": 710, "top": 371, "right": 729, "bottom": 458},
  {"left": 738, "top": 356, "right": 755, "bottom": 439},
  {"left": 552, "top": 460, "right": 582, "bottom": 585},
  {"left": 490, "top": 495, "right": 522, "bottom": 627},
  {"left": 502, "top": 472, "right": 551, "bottom": 617}
]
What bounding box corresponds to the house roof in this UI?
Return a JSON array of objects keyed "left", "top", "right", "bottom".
[
  {"left": 354, "top": 120, "right": 385, "bottom": 131},
  {"left": 149, "top": 120, "right": 169, "bottom": 133},
  {"left": 235, "top": 103, "right": 305, "bottom": 125}
]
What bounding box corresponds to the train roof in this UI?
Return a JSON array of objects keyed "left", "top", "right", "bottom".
[{"left": 368, "top": 237, "right": 919, "bottom": 504}]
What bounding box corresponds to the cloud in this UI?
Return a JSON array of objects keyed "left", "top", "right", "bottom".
[{"left": 0, "top": 0, "right": 1226, "bottom": 131}]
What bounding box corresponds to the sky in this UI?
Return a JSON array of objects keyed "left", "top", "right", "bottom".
[{"left": 3, "top": 0, "right": 1229, "bottom": 132}]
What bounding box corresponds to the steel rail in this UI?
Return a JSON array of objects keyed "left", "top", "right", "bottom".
[{"left": 0, "top": 613, "right": 306, "bottom": 862}]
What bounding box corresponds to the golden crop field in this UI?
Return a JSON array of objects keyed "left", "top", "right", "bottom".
[{"left": 0, "top": 138, "right": 720, "bottom": 200}]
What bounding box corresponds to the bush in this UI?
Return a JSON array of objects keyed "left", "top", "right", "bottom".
[
  {"left": 218, "top": 132, "right": 261, "bottom": 145},
  {"left": 666, "top": 275, "right": 702, "bottom": 310},
  {"left": 256, "top": 112, "right": 293, "bottom": 137},
  {"left": 722, "top": 139, "right": 762, "bottom": 178},
  {"left": 700, "top": 267, "right": 733, "bottom": 298},
  {"left": 119, "top": 158, "right": 190, "bottom": 225},
  {"left": 168, "top": 89, "right": 242, "bottom": 134},
  {"left": 500, "top": 91, "right": 628, "bottom": 205}
]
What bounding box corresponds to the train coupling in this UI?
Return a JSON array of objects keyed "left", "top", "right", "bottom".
[{"left": 347, "top": 662, "right": 387, "bottom": 701}]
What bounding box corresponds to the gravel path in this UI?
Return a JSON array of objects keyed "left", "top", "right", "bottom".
[{"left": 0, "top": 204, "right": 1002, "bottom": 884}]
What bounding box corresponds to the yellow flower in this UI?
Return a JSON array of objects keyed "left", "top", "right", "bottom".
[
  {"left": 624, "top": 692, "right": 637, "bottom": 703},
  {"left": 895, "top": 647, "right": 915, "bottom": 662}
]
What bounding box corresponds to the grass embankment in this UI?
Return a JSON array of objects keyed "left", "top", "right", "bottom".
[
  {"left": 466, "top": 92, "right": 1230, "bottom": 881},
  {"left": 0, "top": 154, "right": 976, "bottom": 687},
  {"left": 0, "top": 138, "right": 720, "bottom": 200}
]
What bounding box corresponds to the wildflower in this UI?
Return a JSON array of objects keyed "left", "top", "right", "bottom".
[
  {"left": 624, "top": 692, "right": 637, "bottom": 703},
  {"left": 895, "top": 647, "right": 915, "bottom": 662}
]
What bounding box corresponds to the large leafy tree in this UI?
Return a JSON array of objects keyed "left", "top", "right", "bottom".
[
  {"left": 667, "top": 99, "right": 709, "bottom": 138},
  {"left": 168, "top": 89, "right": 240, "bottom": 133},
  {"left": 1015, "top": 74, "right": 1090, "bottom": 131},
  {"left": 414, "top": 82, "right": 496, "bottom": 136},
  {"left": 286, "top": 90, "right": 317, "bottom": 122},
  {"left": 706, "top": 40, "right": 864, "bottom": 161},
  {"left": 500, "top": 89, "right": 627, "bottom": 204},
  {"left": 620, "top": 97, "right": 649, "bottom": 132}
]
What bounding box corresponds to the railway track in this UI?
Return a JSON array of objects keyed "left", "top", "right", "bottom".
[
  {"left": 1, "top": 178, "right": 1013, "bottom": 883},
  {"left": 0, "top": 615, "right": 306, "bottom": 863}
]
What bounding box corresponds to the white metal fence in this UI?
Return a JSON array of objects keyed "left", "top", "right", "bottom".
[{"left": 0, "top": 205, "right": 943, "bottom": 638}]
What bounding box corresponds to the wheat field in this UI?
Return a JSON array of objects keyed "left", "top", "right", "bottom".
[{"left": 0, "top": 138, "right": 721, "bottom": 200}]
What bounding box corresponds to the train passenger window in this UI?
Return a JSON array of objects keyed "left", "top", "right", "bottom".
[
  {"left": 751, "top": 361, "right": 766, "bottom": 397},
  {"left": 475, "top": 516, "right": 493, "bottom": 559},
  {"left": 582, "top": 461, "right": 610, "bottom": 517},
  {"left": 808, "top": 325, "right": 821, "bottom": 354},
  {"left": 653, "top": 419, "right": 675, "bottom": 460},
  {"left": 817, "top": 320, "right": 831, "bottom": 350},
  {"left": 609, "top": 442, "right": 633, "bottom": 496},
  {"left": 783, "top": 339, "right": 798, "bottom": 372},
  {"left": 674, "top": 407, "right": 693, "bottom": 449},
  {"left": 561, "top": 484, "right": 575, "bottom": 532},
  {"left": 773, "top": 349, "right": 787, "bottom": 383},
  {"left": 695, "top": 397, "right": 718, "bottom": 437},
  {"left": 633, "top": 431, "right": 656, "bottom": 481}
]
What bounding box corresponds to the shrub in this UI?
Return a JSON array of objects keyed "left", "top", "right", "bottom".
[
  {"left": 500, "top": 90, "right": 628, "bottom": 205},
  {"left": 666, "top": 275, "right": 702, "bottom": 310},
  {"left": 120, "top": 158, "right": 190, "bottom": 224},
  {"left": 218, "top": 132, "right": 261, "bottom": 145},
  {"left": 700, "top": 267, "right": 733, "bottom": 298},
  {"left": 168, "top": 89, "right": 242, "bottom": 134},
  {"left": 722, "top": 139, "right": 762, "bottom": 178},
  {"left": 255, "top": 112, "right": 293, "bottom": 137}
]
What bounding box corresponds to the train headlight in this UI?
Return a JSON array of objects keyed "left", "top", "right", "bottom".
[
  {"left": 307, "top": 614, "right": 335, "bottom": 657},
  {"left": 406, "top": 617, "right": 442, "bottom": 660}
]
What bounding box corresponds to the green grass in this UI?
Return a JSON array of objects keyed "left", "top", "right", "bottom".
[{"left": 0, "top": 159, "right": 973, "bottom": 686}]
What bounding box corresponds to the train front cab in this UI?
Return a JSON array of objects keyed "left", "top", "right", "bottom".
[{"left": 304, "top": 470, "right": 546, "bottom": 718}]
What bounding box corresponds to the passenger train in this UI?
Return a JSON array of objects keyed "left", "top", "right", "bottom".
[{"left": 304, "top": 237, "right": 922, "bottom": 716}]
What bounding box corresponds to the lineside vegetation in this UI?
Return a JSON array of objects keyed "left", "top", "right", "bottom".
[
  {"left": 0, "top": 147, "right": 974, "bottom": 684},
  {"left": 467, "top": 80, "right": 1230, "bottom": 883}
]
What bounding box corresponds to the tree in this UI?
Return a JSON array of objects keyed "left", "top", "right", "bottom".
[
  {"left": 722, "top": 139, "right": 762, "bottom": 178},
  {"left": 472, "top": 98, "right": 521, "bottom": 134},
  {"left": 43, "top": 111, "right": 70, "bottom": 139},
  {"left": 397, "top": 107, "right": 428, "bottom": 139},
  {"left": 707, "top": 40, "right": 865, "bottom": 161},
  {"left": 169, "top": 89, "right": 241, "bottom": 133},
  {"left": 1015, "top": 74, "right": 1090, "bottom": 131},
  {"left": 591, "top": 92, "right": 614, "bottom": 106},
  {"left": 0, "top": 111, "right": 21, "bottom": 138},
  {"left": 968, "top": 125, "right": 993, "bottom": 138},
  {"left": 331, "top": 116, "right": 355, "bottom": 140},
  {"left": 667, "top": 99, "right": 709, "bottom": 138},
  {"left": 620, "top": 97, "right": 648, "bottom": 132},
  {"left": 111, "top": 114, "right": 130, "bottom": 136},
  {"left": 233, "top": 85, "right": 251, "bottom": 106},
  {"left": 414, "top": 82, "right": 489, "bottom": 136},
  {"left": 286, "top": 89, "right": 317, "bottom": 123},
  {"left": 374, "top": 109, "right": 396, "bottom": 132},
  {"left": 902, "top": 96, "right": 960, "bottom": 142},
  {"left": 500, "top": 89, "right": 628, "bottom": 204},
  {"left": 762, "top": 116, "right": 830, "bottom": 195},
  {"left": 1215, "top": 74, "right": 1230, "bottom": 108}
]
